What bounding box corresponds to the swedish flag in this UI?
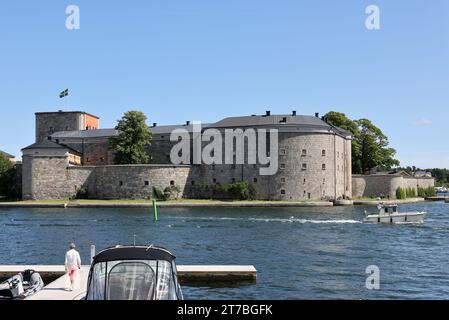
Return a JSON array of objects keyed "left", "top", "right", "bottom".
[{"left": 59, "top": 89, "right": 68, "bottom": 98}]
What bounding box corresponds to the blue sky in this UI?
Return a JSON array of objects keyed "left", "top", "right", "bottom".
[{"left": 0, "top": 1, "right": 448, "bottom": 167}]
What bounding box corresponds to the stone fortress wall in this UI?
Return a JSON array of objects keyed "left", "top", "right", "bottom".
[
  {"left": 22, "top": 110, "right": 434, "bottom": 201},
  {"left": 352, "top": 174, "right": 435, "bottom": 199}
]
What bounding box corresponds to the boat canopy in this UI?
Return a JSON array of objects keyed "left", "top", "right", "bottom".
[
  {"left": 92, "top": 245, "right": 176, "bottom": 264},
  {"left": 85, "top": 246, "right": 182, "bottom": 300}
]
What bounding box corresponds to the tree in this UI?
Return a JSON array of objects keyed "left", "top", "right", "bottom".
[
  {"left": 0, "top": 153, "right": 15, "bottom": 197},
  {"left": 110, "top": 111, "right": 153, "bottom": 164},
  {"left": 357, "top": 119, "right": 399, "bottom": 172},
  {"left": 324, "top": 112, "right": 399, "bottom": 174},
  {"left": 324, "top": 111, "right": 362, "bottom": 173}
]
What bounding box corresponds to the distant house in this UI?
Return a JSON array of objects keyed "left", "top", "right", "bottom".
[
  {"left": 414, "top": 171, "right": 432, "bottom": 178},
  {"left": 0, "top": 150, "right": 15, "bottom": 162}
]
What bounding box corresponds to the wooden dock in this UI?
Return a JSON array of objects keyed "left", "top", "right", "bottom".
[{"left": 0, "top": 265, "right": 257, "bottom": 300}]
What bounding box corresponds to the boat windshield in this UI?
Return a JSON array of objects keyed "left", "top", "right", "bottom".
[{"left": 86, "top": 259, "right": 179, "bottom": 300}]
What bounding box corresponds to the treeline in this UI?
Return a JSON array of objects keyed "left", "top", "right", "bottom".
[{"left": 396, "top": 187, "right": 436, "bottom": 199}]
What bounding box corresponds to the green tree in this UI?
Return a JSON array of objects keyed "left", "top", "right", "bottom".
[
  {"left": 324, "top": 112, "right": 400, "bottom": 174},
  {"left": 110, "top": 111, "right": 153, "bottom": 164},
  {"left": 357, "top": 119, "right": 399, "bottom": 173},
  {"left": 324, "top": 111, "right": 362, "bottom": 173},
  {"left": 0, "top": 153, "right": 14, "bottom": 197}
]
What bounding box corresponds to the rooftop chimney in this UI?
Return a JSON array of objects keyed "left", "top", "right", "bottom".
[
  {"left": 265, "top": 111, "right": 271, "bottom": 116},
  {"left": 281, "top": 117, "right": 287, "bottom": 123},
  {"left": 292, "top": 110, "right": 297, "bottom": 116},
  {"left": 152, "top": 123, "right": 157, "bottom": 127},
  {"left": 315, "top": 112, "right": 319, "bottom": 118},
  {"left": 186, "top": 121, "right": 190, "bottom": 126}
]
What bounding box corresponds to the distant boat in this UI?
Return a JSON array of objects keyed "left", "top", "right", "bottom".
[
  {"left": 363, "top": 204, "right": 426, "bottom": 224},
  {"left": 436, "top": 187, "right": 448, "bottom": 193}
]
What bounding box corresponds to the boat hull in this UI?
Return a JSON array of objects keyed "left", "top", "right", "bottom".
[{"left": 363, "top": 212, "right": 425, "bottom": 224}]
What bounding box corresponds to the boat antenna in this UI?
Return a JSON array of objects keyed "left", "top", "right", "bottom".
[{"left": 133, "top": 234, "right": 136, "bottom": 246}]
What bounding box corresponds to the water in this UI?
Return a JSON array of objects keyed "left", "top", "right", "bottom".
[{"left": 1, "top": 202, "right": 449, "bottom": 299}]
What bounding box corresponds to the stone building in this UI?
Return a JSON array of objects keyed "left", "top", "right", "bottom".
[
  {"left": 352, "top": 171, "right": 435, "bottom": 199},
  {"left": 22, "top": 110, "right": 354, "bottom": 201}
]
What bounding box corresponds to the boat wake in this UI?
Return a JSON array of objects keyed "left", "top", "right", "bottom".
[{"left": 176, "top": 216, "right": 361, "bottom": 224}]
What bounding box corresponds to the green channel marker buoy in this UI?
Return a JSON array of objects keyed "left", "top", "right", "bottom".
[{"left": 152, "top": 199, "right": 158, "bottom": 222}]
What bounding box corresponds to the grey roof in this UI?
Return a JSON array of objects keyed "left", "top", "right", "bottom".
[
  {"left": 0, "top": 150, "right": 14, "bottom": 158},
  {"left": 210, "top": 114, "right": 351, "bottom": 136},
  {"left": 150, "top": 123, "right": 212, "bottom": 134},
  {"left": 22, "top": 139, "right": 81, "bottom": 154},
  {"left": 51, "top": 128, "right": 119, "bottom": 139},
  {"left": 46, "top": 114, "right": 351, "bottom": 139},
  {"left": 36, "top": 110, "right": 99, "bottom": 119}
]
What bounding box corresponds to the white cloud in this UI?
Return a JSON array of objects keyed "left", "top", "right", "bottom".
[{"left": 412, "top": 118, "right": 432, "bottom": 126}]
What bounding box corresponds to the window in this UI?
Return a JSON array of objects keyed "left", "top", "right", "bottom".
[
  {"left": 302, "top": 163, "right": 307, "bottom": 170},
  {"left": 170, "top": 180, "right": 175, "bottom": 186},
  {"left": 213, "top": 178, "right": 217, "bottom": 183},
  {"left": 281, "top": 177, "right": 286, "bottom": 183},
  {"left": 323, "top": 178, "right": 326, "bottom": 184},
  {"left": 212, "top": 164, "right": 216, "bottom": 170},
  {"left": 303, "top": 190, "right": 306, "bottom": 196},
  {"left": 191, "top": 181, "right": 195, "bottom": 186},
  {"left": 303, "top": 178, "right": 306, "bottom": 184},
  {"left": 100, "top": 157, "right": 105, "bottom": 162},
  {"left": 49, "top": 126, "right": 54, "bottom": 133},
  {"left": 281, "top": 190, "right": 286, "bottom": 195},
  {"left": 231, "top": 164, "right": 236, "bottom": 169},
  {"left": 119, "top": 181, "right": 123, "bottom": 186},
  {"left": 322, "top": 150, "right": 326, "bottom": 156},
  {"left": 144, "top": 181, "right": 149, "bottom": 186},
  {"left": 86, "top": 158, "right": 90, "bottom": 162},
  {"left": 322, "top": 164, "right": 326, "bottom": 170},
  {"left": 280, "top": 149, "right": 286, "bottom": 155},
  {"left": 232, "top": 178, "right": 236, "bottom": 183},
  {"left": 280, "top": 163, "right": 286, "bottom": 169},
  {"left": 301, "top": 149, "right": 307, "bottom": 156},
  {"left": 253, "top": 178, "right": 258, "bottom": 183}
]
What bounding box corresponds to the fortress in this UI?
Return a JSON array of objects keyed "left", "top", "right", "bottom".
[
  {"left": 21, "top": 110, "right": 434, "bottom": 201},
  {"left": 21, "top": 110, "right": 354, "bottom": 201}
]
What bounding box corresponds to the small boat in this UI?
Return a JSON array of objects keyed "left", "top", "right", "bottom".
[
  {"left": 85, "top": 245, "right": 183, "bottom": 300},
  {"left": 363, "top": 204, "right": 426, "bottom": 224},
  {"left": 0, "top": 269, "right": 44, "bottom": 299}
]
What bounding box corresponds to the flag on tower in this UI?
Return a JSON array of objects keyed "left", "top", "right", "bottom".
[{"left": 59, "top": 89, "right": 68, "bottom": 98}]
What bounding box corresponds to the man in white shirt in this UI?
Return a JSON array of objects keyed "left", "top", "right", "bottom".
[{"left": 65, "top": 243, "right": 81, "bottom": 291}]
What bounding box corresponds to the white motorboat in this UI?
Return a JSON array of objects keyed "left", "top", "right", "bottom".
[{"left": 363, "top": 204, "right": 426, "bottom": 224}]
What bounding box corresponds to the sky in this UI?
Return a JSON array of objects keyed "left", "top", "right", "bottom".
[{"left": 0, "top": 0, "right": 448, "bottom": 168}]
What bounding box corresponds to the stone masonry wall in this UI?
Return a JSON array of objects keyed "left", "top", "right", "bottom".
[
  {"left": 36, "top": 112, "right": 83, "bottom": 142},
  {"left": 352, "top": 175, "right": 435, "bottom": 199}
]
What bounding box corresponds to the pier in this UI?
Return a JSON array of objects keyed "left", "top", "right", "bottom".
[{"left": 0, "top": 265, "right": 257, "bottom": 300}]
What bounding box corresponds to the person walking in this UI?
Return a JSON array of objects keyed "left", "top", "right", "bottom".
[{"left": 64, "top": 243, "right": 81, "bottom": 291}]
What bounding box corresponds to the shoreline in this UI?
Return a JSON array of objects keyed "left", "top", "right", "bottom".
[{"left": 0, "top": 197, "right": 429, "bottom": 208}]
